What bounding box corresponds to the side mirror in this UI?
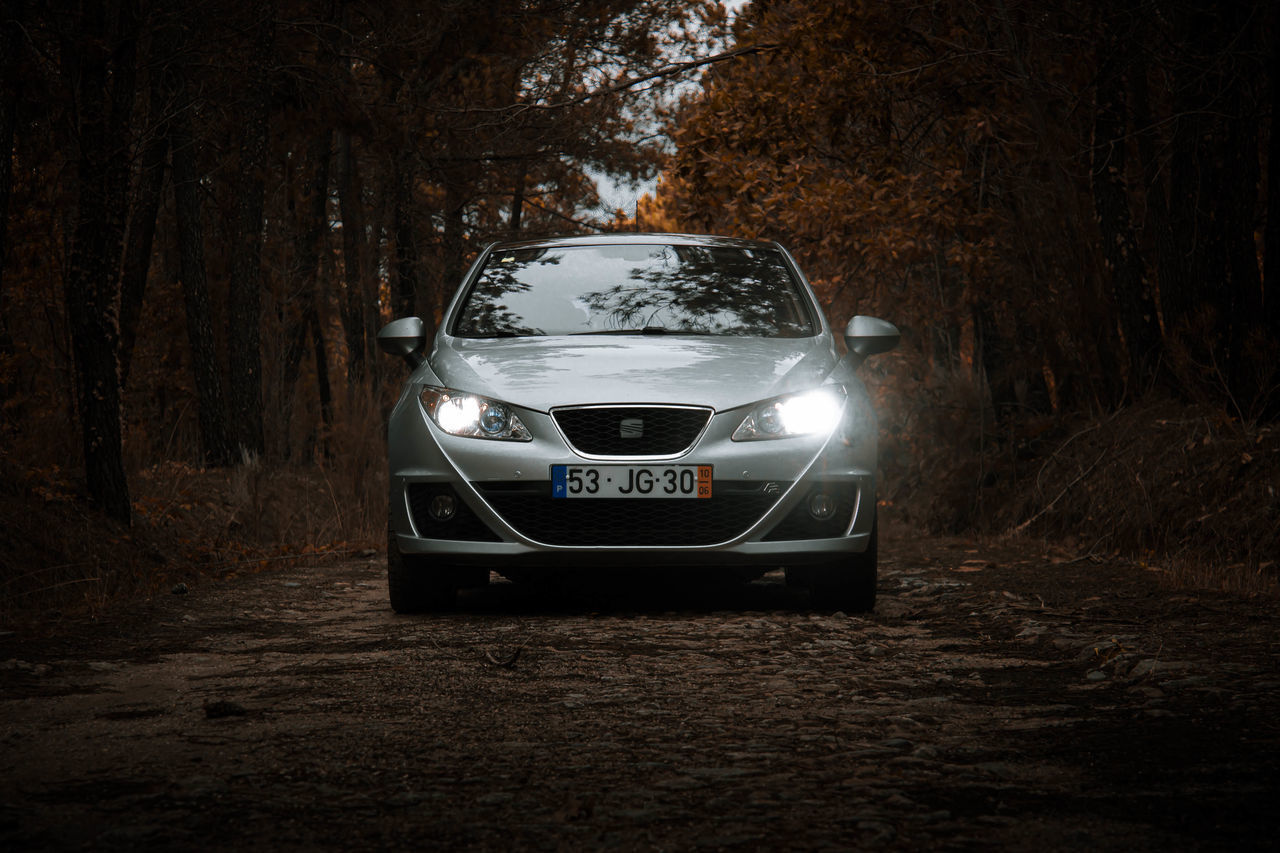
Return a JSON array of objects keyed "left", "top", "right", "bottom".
[
  {"left": 377, "top": 317, "right": 427, "bottom": 367},
  {"left": 843, "top": 315, "right": 900, "bottom": 359}
]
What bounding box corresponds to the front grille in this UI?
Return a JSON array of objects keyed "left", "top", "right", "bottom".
[
  {"left": 552, "top": 405, "right": 712, "bottom": 458},
  {"left": 407, "top": 483, "right": 502, "bottom": 542},
  {"left": 475, "top": 481, "right": 782, "bottom": 546},
  {"left": 762, "top": 483, "right": 859, "bottom": 541}
]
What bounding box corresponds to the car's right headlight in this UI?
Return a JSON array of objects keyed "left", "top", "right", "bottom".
[
  {"left": 731, "top": 386, "right": 846, "bottom": 441},
  {"left": 419, "top": 386, "right": 531, "bottom": 441}
]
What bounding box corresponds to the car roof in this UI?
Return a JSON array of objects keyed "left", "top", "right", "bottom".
[{"left": 487, "top": 232, "right": 783, "bottom": 252}]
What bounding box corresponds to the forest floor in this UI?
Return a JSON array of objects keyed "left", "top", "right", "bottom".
[{"left": 2, "top": 521, "right": 1277, "bottom": 851}]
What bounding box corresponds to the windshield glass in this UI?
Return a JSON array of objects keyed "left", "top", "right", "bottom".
[{"left": 451, "top": 244, "right": 817, "bottom": 338}]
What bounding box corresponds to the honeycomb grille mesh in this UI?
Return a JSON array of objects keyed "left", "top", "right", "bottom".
[{"left": 552, "top": 406, "right": 711, "bottom": 457}]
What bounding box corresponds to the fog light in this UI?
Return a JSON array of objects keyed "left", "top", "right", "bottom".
[
  {"left": 808, "top": 492, "right": 836, "bottom": 521},
  {"left": 429, "top": 494, "right": 457, "bottom": 521}
]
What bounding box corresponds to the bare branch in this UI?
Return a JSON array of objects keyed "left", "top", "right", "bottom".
[{"left": 441, "top": 42, "right": 780, "bottom": 117}]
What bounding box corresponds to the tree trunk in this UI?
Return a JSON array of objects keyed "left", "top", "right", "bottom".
[
  {"left": 226, "top": 5, "right": 274, "bottom": 457},
  {"left": 335, "top": 128, "right": 366, "bottom": 383},
  {"left": 118, "top": 67, "right": 170, "bottom": 390},
  {"left": 393, "top": 148, "right": 419, "bottom": 319},
  {"left": 285, "top": 130, "right": 330, "bottom": 382},
  {"left": 0, "top": 1, "right": 21, "bottom": 364},
  {"left": 1221, "top": 78, "right": 1264, "bottom": 406},
  {"left": 1090, "top": 47, "right": 1162, "bottom": 398},
  {"left": 1160, "top": 7, "right": 1231, "bottom": 348},
  {"left": 310, "top": 298, "right": 333, "bottom": 455},
  {"left": 63, "top": 0, "right": 136, "bottom": 523},
  {"left": 1264, "top": 25, "right": 1280, "bottom": 396},
  {"left": 442, "top": 177, "right": 466, "bottom": 302},
  {"left": 1267, "top": 40, "right": 1280, "bottom": 290},
  {"left": 169, "top": 42, "right": 232, "bottom": 467},
  {"left": 283, "top": 128, "right": 334, "bottom": 451},
  {"left": 508, "top": 161, "right": 526, "bottom": 236}
]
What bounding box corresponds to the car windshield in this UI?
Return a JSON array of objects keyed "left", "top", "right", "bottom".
[{"left": 451, "top": 243, "right": 817, "bottom": 338}]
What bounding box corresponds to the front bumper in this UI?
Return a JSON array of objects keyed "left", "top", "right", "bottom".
[{"left": 387, "top": 390, "right": 878, "bottom": 571}]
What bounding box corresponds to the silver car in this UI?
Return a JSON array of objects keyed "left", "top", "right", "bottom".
[{"left": 377, "top": 233, "right": 899, "bottom": 613}]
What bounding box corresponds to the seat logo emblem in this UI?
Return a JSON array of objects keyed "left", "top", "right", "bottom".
[{"left": 619, "top": 418, "right": 644, "bottom": 438}]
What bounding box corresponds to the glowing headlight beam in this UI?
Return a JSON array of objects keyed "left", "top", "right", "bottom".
[
  {"left": 419, "top": 386, "right": 531, "bottom": 441},
  {"left": 777, "top": 390, "right": 843, "bottom": 435},
  {"left": 731, "top": 387, "right": 846, "bottom": 441}
]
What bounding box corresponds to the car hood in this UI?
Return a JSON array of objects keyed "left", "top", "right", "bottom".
[{"left": 428, "top": 335, "right": 837, "bottom": 412}]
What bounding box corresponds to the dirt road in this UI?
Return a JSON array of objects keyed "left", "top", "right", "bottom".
[{"left": 2, "top": 529, "right": 1278, "bottom": 851}]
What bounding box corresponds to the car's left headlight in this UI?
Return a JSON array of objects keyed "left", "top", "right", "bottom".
[
  {"left": 731, "top": 386, "right": 846, "bottom": 441},
  {"left": 419, "top": 385, "right": 531, "bottom": 441}
]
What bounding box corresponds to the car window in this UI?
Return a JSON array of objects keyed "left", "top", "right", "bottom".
[{"left": 451, "top": 244, "right": 817, "bottom": 338}]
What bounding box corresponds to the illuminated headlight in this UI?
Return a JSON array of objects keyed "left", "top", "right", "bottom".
[
  {"left": 731, "top": 387, "right": 846, "bottom": 441},
  {"left": 419, "top": 386, "right": 531, "bottom": 441}
]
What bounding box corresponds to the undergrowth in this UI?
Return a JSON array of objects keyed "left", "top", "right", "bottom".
[
  {"left": 891, "top": 396, "right": 1280, "bottom": 598},
  {"left": 0, "top": 449, "right": 383, "bottom": 629}
]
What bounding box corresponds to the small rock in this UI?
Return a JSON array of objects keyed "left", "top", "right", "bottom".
[
  {"left": 857, "top": 820, "right": 897, "bottom": 842},
  {"left": 974, "top": 762, "right": 1017, "bottom": 779},
  {"left": 1085, "top": 670, "right": 1108, "bottom": 682},
  {"left": 1076, "top": 638, "right": 1120, "bottom": 661},
  {"left": 171, "top": 583, "right": 189, "bottom": 595},
  {"left": 1127, "top": 685, "right": 1165, "bottom": 699},
  {"left": 385, "top": 792, "right": 427, "bottom": 808},
  {"left": 203, "top": 700, "right": 248, "bottom": 719}
]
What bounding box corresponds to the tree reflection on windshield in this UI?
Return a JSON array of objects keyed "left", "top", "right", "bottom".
[{"left": 452, "top": 244, "right": 815, "bottom": 338}]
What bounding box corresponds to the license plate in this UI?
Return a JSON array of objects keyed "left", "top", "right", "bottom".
[{"left": 551, "top": 465, "right": 712, "bottom": 499}]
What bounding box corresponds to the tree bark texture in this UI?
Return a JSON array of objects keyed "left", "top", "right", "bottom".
[
  {"left": 1090, "top": 48, "right": 1162, "bottom": 398},
  {"left": 283, "top": 128, "right": 333, "bottom": 447},
  {"left": 393, "top": 148, "right": 419, "bottom": 319},
  {"left": 118, "top": 58, "right": 170, "bottom": 390},
  {"left": 169, "top": 57, "right": 233, "bottom": 467},
  {"left": 335, "top": 128, "right": 366, "bottom": 383},
  {"left": 1265, "top": 21, "right": 1280, "bottom": 354},
  {"left": 226, "top": 6, "right": 274, "bottom": 457},
  {"left": 63, "top": 0, "right": 136, "bottom": 523},
  {"left": 0, "top": 2, "right": 21, "bottom": 345}
]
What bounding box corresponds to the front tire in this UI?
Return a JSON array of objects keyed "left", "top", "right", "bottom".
[
  {"left": 387, "top": 531, "right": 457, "bottom": 613},
  {"left": 789, "top": 515, "right": 878, "bottom": 613}
]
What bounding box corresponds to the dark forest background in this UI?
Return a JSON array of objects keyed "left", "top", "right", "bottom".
[{"left": 1, "top": 0, "right": 1277, "bottom": 617}]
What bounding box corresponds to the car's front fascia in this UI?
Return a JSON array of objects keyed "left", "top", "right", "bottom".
[{"left": 384, "top": 234, "right": 881, "bottom": 576}]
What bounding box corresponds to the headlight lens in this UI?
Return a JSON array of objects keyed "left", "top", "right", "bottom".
[
  {"left": 731, "top": 386, "right": 846, "bottom": 441},
  {"left": 419, "top": 386, "right": 531, "bottom": 441}
]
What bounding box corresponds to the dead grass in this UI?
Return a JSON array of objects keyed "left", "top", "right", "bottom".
[
  {"left": 0, "top": 438, "right": 384, "bottom": 629},
  {"left": 896, "top": 396, "right": 1280, "bottom": 598}
]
